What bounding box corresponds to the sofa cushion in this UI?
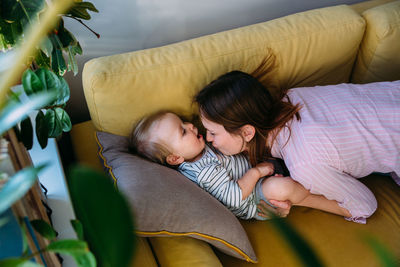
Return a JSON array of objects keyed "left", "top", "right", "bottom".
[
  {"left": 82, "top": 5, "right": 365, "bottom": 137},
  {"left": 351, "top": 0, "right": 400, "bottom": 83},
  {"left": 95, "top": 131, "right": 257, "bottom": 262},
  {"left": 216, "top": 174, "right": 400, "bottom": 266},
  {"left": 149, "top": 237, "right": 223, "bottom": 267}
]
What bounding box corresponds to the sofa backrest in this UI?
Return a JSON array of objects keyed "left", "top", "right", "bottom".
[
  {"left": 351, "top": 0, "right": 400, "bottom": 83},
  {"left": 82, "top": 5, "right": 365, "bottom": 136}
]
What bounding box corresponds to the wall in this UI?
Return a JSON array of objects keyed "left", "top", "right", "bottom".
[{"left": 64, "top": 0, "right": 365, "bottom": 123}]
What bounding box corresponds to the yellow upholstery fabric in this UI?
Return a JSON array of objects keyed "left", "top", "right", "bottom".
[
  {"left": 130, "top": 237, "right": 158, "bottom": 267},
  {"left": 216, "top": 175, "right": 400, "bottom": 266},
  {"left": 82, "top": 5, "right": 365, "bottom": 137},
  {"left": 351, "top": 0, "right": 400, "bottom": 83},
  {"left": 69, "top": 120, "right": 103, "bottom": 171},
  {"left": 149, "top": 237, "right": 223, "bottom": 267},
  {"left": 350, "top": 0, "right": 395, "bottom": 14}
]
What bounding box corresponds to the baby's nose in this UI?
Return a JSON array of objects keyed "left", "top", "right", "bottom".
[{"left": 187, "top": 123, "right": 194, "bottom": 130}]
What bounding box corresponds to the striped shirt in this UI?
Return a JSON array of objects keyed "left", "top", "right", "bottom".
[
  {"left": 271, "top": 81, "right": 400, "bottom": 223},
  {"left": 178, "top": 145, "right": 257, "bottom": 219}
]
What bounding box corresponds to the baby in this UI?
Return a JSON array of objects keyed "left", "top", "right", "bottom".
[{"left": 130, "top": 111, "right": 318, "bottom": 220}]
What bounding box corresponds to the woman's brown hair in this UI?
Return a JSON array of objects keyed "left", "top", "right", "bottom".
[{"left": 195, "top": 70, "right": 301, "bottom": 166}]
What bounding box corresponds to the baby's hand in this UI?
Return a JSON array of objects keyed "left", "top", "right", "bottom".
[
  {"left": 257, "top": 199, "right": 292, "bottom": 218},
  {"left": 255, "top": 162, "right": 274, "bottom": 177}
]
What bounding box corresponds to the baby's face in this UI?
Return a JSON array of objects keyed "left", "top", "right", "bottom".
[{"left": 151, "top": 113, "right": 205, "bottom": 162}]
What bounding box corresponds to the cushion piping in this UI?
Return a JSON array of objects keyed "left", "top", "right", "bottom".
[
  {"left": 95, "top": 132, "right": 118, "bottom": 186},
  {"left": 136, "top": 230, "right": 257, "bottom": 263}
]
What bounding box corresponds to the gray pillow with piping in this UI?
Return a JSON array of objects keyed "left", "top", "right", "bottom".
[{"left": 96, "top": 131, "right": 258, "bottom": 262}]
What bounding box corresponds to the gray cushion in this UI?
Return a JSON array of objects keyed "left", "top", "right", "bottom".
[{"left": 96, "top": 131, "right": 257, "bottom": 262}]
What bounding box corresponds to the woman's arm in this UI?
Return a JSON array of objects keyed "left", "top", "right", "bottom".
[
  {"left": 290, "top": 164, "right": 377, "bottom": 223},
  {"left": 295, "top": 192, "right": 351, "bottom": 217},
  {"left": 262, "top": 176, "right": 351, "bottom": 217}
]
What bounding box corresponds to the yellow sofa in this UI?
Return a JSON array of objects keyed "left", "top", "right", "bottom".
[{"left": 68, "top": 0, "right": 400, "bottom": 266}]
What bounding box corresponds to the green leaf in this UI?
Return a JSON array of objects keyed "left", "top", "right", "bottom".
[
  {"left": 57, "top": 22, "right": 76, "bottom": 48},
  {"left": 51, "top": 48, "right": 67, "bottom": 76},
  {"left": 0, "top": 18, "right": 17, "bottom": 47},
  {"left": 71, "top": 219, "right": 84, "bottom": 240},
  {"left": 19, "top": 218, "right": 30, "bottom": 257},
  {"left": 44, "top": 108, "right": 62, "bottom": 138},
  {"left": 47, "top": 240, "right": 96, "bottom": 267},
  {"left": 78, "top": 2, "right": 99, "bottom": 13},
  {"left": 0, "top": 20, "right": 22, "bottom": 47},
  {"left": 270, "top": 218, "right": 324, "bottom": 267},
  {"left": 35, "top": 110, "right": 48, "bottom": 149},
  {"left": 68, "top": 166, "right": 137, "bottom": 267},
  {"left": 0, "top": 0, "right": 45, "bottom": 22},
  {"left": 70, "top": 42, "right": 83, "bottom": 56},
  {"left": 0, "top": 165, "right": 46, "bottom": 215},
  {"left": 22, "top": 69, "right": 43, "bottom": 95},
  {"left": 31, "top": 219, "right": 57, "bottom": 240},
  {"left": 20, "top": 116, "right": 33, "bottom": 150},
  {"left": 68, "top": 46, "right": 79, "bottom": 75},
  {"left": 0, "top": 91, "right": 56, "bottom": 136},
  {"left": 55, "top": 107, "right": 71, "bottom": 132},
  {"left": 39, "top": 37, "right": 53, "bottom": 57},
  {"left": 47, "top": 239, "right": 88, "bottom": 254},
  {"left": 35, "top": 68, "right": 61, "bottom": 92},
  {"left": 0, "top": 257, "right": 25, "bottom": 266},
  {"left": 363, "top": 234, "right": 397, "bottom": 267},
  {"left": 49, "top": 34, "right": 64, "bottom": 50},
  {"left": 33, "top": 68, "right": 69, "bottom": 106},
  {"left": 35, "top": 50, "right": 51, "bottom": 69},
  {"left": 0, "top": 258, "right": 43, "bottom": 267},
  {"left": 10, "top": 20, "right": 23, "bottom": 43},
  {"left": 54, "top": 77, "right": 70, "bottom": 105},
  {"left": 66, "top": 2, "right": 98, "bottom": 20},
  {"left": 73, "top": 251, "right": 97, "bottom": 267}
]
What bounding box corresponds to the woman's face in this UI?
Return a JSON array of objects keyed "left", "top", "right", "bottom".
[{"left": 200, "top": 115, "right": 245, "bottom": 155}]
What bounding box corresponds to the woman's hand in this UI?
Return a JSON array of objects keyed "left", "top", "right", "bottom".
[
  {"left": 255, "top": 162, "right": 274, "bottom": 177},
  {"left": 257, "top": 199, "right": 292, "bottom": 218}
]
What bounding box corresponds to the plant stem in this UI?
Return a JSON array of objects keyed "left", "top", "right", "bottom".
[
  {"left": 66, "top": 16, "right": 100, "bottom": 38},
  {"left": 17, "top": 0, "right": 32, "bottom": 25},
  {"left": 25, "top": 248, "right": 48, "bottom": 260}
]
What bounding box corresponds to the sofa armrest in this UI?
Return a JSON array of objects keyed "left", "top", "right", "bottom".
[
  {"left": 69, "top": 120, "right": 103, "bottom": 171},
  {"left": 351, "top": 0, "right": 400, "bottom": 83}
]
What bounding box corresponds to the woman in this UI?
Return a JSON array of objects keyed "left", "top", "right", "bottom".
[{"left": 195, "top": 70, "right": 400, "bottom": 223}]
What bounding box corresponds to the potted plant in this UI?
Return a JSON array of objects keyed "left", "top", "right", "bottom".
[
  {"left": 0, "top": 1, "right": 137, "bottom": 266},
  {"left": 0, "top": 0, "right": 100, "bottom": 149}
]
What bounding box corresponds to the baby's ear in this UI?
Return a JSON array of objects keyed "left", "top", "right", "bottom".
[
  {"left": 166, "top": 154, "right": 184, "bottom": 165},
  {"left": 240, "top": 124, "right": 256, "bottom": 142}
]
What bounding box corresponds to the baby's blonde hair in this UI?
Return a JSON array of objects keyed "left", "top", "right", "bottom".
[{"left": 129, "top": 110, "right": 172, "bottom": 165}]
